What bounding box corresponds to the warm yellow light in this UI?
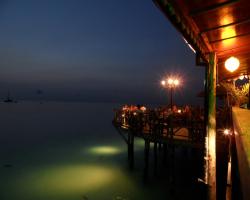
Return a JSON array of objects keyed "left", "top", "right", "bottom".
[
  {"left": 168, "top": 78, "right": 173, "bottom": 85},
  {"left": 140, "top": 106, "right": 146, "bottom": 112},
  {"left": 223, "top": 129, "right": 230, "bottom": 135},
  {"left": 221, "top": 27, "right": 236, "bottom": 46},
  {"left": 177, "top": 109, "right": 181, "bottom": 113},
  {"left": 220, "top": 15, "right": 236, "bottom": 46},
  {"left": 162, "top": 77, "right": 181, "bottom": 87},
  {"left": 225, "top": 56, "right": 240, "bottom": 72},
  {"left": 222, "top": 27, "right": 236, "bottom": 39},
  {"left": 174, "top": 79, "right": 179, "bottom": 86}
]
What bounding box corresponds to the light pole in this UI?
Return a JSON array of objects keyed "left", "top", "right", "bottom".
[{"left": 161, "top": 77, "right": 180, "bottom": 110}]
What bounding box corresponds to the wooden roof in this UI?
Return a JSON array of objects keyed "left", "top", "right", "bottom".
[{"left": 154, "top": 0, "right": 250, "bottom": 80}]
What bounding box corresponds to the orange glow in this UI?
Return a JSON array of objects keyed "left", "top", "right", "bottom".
[
  {"left": 221, "top": 27, "right": 236, "bottom": 46},
  {"left": 162, "top": 77, "right": 181, "bottom": 88},
  {"left": 167, "top": 78, "right": 174, "bottom": 85},
  {"left": 220, "top": 15, "right": 236, "bottom": 46},
  {"left": 173, "top": 79, "right": 179, "bottom": 86},
  {"left": 220, "top": 14, "right": 233, "bottom": 25},
  {"left": 222, "top": 27, "right": 236, "bottom": 38},
  {"left": 225, "top": 56, "right": 240, "bottom": 72},
  {"left": 223, "top": 129, "right": 230, "bottom": 135},
  {"left": 140, "top": 106, "right": 146, "bottom": 112}
]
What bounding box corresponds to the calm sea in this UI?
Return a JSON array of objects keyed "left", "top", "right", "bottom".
[{"left": 0, "top": 101, "right": 204, "bottom": 200}]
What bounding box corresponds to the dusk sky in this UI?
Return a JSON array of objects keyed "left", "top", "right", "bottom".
[{"left": 0, "top": 0, "right": 205, "bottom": 105}]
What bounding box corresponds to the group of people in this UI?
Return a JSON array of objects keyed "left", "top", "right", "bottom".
[
  {"left": 123, "top": 104, "right": 205, "bottom": 122},
  {"left": 122, "top": 104, "right": 147, "bottom": 112}
]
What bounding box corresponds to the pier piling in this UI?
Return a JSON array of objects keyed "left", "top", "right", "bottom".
[
  {"left": 144, "top": 139, "right": 150, "bottom": 181},
  {"left": 154, "top": 142, "right": 158, "bottom": 175}
]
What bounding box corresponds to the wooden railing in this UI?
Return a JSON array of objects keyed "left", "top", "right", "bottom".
[{"left": 113, "top": 107, "right": 205, "bottom": 144}]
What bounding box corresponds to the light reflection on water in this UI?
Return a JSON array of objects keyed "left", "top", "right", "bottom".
[
  {"left": 0, "top": 102, "right": 170, "bottom": 200},
  {"left": 88, "top": 146, "right": 124, "bottom": 155},
  {"left": 12, "top": 164, "right": 135, "bottom": 200},
  {"left": 0, "top": 102, "right": 206, "bottom": 200}
]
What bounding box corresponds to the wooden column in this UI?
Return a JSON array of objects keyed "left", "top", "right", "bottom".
[
  {"left": 153, "top": 142, "right": 158, "bottom": 175},
  {"left": 248, "top": 76, "right": 250, "bottom": 109},
  {"left": 205, "top": 52, "right": 217, "bottom": 200},
  {"left": 144, "top": 140, "right": 150, "bottom": 182},
  {"left": 129, "top": 134, "right": 134, "bottom": 170}
]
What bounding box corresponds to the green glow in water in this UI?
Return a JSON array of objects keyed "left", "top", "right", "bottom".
[
  {"left": 8, "top": 164, "right": 135, "bottom": 200},
  {"left": 88, "top": 146, "right": 123, "bottom": 155}
]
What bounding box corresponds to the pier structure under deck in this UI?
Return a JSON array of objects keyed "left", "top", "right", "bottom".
[{"left": 113, "top": 107, "right": 205, "bottom": 179}]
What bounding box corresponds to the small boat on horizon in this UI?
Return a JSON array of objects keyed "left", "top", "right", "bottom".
[{"left": 4, "top": 92, "right": 18, "bottom": 103}]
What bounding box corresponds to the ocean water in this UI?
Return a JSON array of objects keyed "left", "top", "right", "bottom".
[{"left": 0, "top": 102, "right": 204, "bottom": 200}]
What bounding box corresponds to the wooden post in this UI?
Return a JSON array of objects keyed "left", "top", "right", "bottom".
[
  {"left": 127, "top": 132, "right": 134, "bottom": 170},
  {"left": 144, "top": 140, "right": 150, "bottom": 181},
  {"left": 154, "top": 142, "right": 158, "bottom": 175},
  {"left": 248, "top": 76, "right": 250, "bottom": 109},
  {"left": 205, "top": 52, "right": 217, "bottom": 200},
  {"left": 127, "top": 133, "right": 131, "bottom": 161},
  {"left": 163, "top": 143, "right": 167, "bottom": 165},
  {"left": 130, "top": 134, "right": 134, "bottom": 170}
]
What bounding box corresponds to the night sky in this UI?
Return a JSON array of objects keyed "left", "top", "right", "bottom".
[{"left": 0, "top": 0, "right": 205, "bottom": 105}]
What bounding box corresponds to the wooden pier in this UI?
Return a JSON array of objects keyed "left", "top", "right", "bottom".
[{"left": 113, "top": 106, "right": 205, "bottom": 180}]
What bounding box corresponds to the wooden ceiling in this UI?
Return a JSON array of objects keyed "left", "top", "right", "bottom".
[{"left": 154, "top": 0, "right": 250, "bottom": 80}]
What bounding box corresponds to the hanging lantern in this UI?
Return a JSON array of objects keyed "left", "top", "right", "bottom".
[{"left": 225, "top": 56, "right": 240, "bottom": 72}]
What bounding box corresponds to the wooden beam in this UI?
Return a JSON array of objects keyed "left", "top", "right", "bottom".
[
  {"left": 196, "top": 52, "right": 207, "bottom": 66},
  {"left": 190, "top": 0, "right": 239, "bottom": 16},
  {"left": 153, "top": 0, "right": 210, "bottom": 63},
  {"left": 210, "top": 31, "right": 250, "bottom": 44},
  {"left": 200, "top": 17, "right": 250, "bottom": 34}
]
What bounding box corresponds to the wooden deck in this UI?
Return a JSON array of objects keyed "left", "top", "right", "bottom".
[{"left": 113, "top": 108, "right": 205, "bottom": 149}]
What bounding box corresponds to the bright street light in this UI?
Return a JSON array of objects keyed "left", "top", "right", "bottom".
[
  {"left": 161, "top": 80, "right": 166, "bottom": 86},
  {"left": 168, "top": 78, "right": 174, "bottom": 85},
  {"left": 173, "top": 79, "right": 179, "bottom": 86},
  {"left": 161, "top": 77, "right": 180, "bottom": 110}
]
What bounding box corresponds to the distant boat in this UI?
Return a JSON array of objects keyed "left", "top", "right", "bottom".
[{"left": 4, "top": 92, "right": 17, "bottom": 103}]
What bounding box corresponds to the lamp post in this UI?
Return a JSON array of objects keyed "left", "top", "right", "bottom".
[{"left": 161, "top": 77, "right": 180, "bottom": 110}]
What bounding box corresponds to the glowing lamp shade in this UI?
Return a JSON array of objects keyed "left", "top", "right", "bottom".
[
  {"left": 225, "top": 56, "right": 240, "bottom": 72},
  {"left": 173, "top": 79, "right": 179, "bottom": 86},
  {"left": 223, "top": 129, "right": 230, "bottom": 135},
  {"left": 167, "top": 78, "right": 173, "bottom": 85}
]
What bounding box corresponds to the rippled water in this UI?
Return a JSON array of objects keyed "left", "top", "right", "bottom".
[{"left": 0, "top": 102, "right": 204, "bottom": 200}]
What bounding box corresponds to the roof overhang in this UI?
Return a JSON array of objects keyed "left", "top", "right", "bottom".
[{"left": 154, "top": 0, "right": 250, "bottom": 81}]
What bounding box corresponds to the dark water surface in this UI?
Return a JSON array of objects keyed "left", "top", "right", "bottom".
[{"left": 0, "top": 102, "right": 204, "bottom": 200}]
